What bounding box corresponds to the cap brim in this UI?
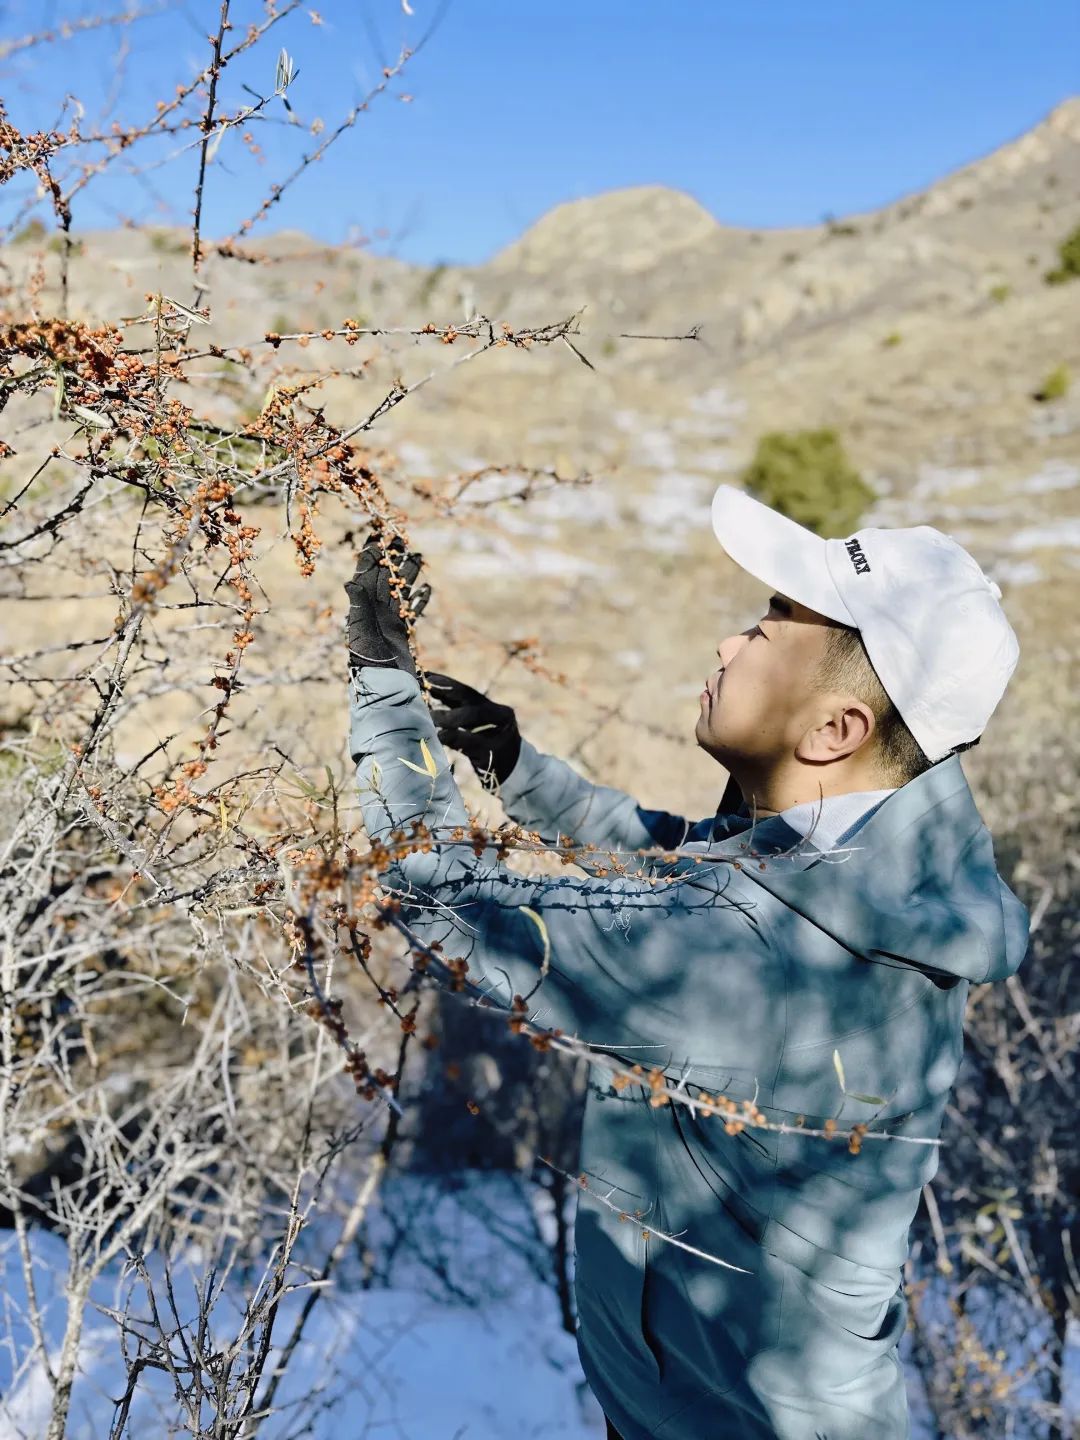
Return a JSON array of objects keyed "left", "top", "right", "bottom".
[{"left": 710, "top": 485, "right": 855, "bottom": 625}]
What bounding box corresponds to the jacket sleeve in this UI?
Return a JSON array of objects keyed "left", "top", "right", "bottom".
[
  {"left": 494, "top": 738, "right": 746, "bottom": 876},
  {"left": 349, "top": 669, "right": 780, "bottom": 1074}
]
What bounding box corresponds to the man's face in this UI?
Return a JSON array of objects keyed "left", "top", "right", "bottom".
[{"left": 695, "top": 593, "right": 835, "bottom": 774}]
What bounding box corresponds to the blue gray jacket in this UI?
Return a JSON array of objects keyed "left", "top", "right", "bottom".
[{"left": 349, "top": 668, "right": 1029, "bottom": 1440}]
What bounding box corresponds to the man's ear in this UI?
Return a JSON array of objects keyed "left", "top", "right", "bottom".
[{"left": 795, "top": 701, "right": 876, "bottom": 764}]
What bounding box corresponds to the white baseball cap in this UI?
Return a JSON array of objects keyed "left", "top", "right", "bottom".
[{"left": 710, "top": 484, "right": 1019, "bottom": 763}]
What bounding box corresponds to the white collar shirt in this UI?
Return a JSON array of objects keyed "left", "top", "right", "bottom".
[{"left": 778, "top": 789, "right": 896, "bottom": 853}]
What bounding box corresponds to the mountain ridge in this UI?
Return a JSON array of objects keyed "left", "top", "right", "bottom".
[{"left": 485, "top": 95, "right": 1080, "bottom": 277}]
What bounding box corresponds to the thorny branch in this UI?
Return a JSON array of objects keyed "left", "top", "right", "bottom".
[{"left": 0, "top": 8, "right": 1076, "bottom": 1440}]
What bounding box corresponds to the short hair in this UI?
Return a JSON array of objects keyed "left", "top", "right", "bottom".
[{"left": 817, "top": 623, "right": 933, "bottom": 786}]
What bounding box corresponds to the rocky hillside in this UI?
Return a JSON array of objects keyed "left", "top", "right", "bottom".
[{"left": 3, "top": 97, "right": 1078, "bottom": 810}]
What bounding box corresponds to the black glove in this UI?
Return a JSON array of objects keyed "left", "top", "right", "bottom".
[
  {"left": 345, "top": 532, "right": 431, "bottom": 675},
  {"left": 427, "top": 672, "right": 522, "bottom": 790}
]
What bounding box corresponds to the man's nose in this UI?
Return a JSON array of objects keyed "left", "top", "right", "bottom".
[{"left": 716, "top": 633, "right": 749, "bottom": 669}]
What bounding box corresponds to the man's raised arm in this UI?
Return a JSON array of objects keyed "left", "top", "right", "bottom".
[
  {"left": 342, "top": 535, "right": 776, "bottom": 1068},
  {"left": 428, "top": 672, "right": 744, "bottom": 874},
  {"left": 349, "top": 665, "right": 776, "bottom": 1067}
]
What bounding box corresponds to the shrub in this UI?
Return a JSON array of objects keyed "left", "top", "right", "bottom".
[
  {"left": 14, "top": 217, "right": 47, "bottom": 244},
  {"left": 741, "top": 428, "right": 874, "bottom": 538},
  {"left": 989, "top": 283, "right": 1012, "bottom": 304},
  {"left": 1044, "top": 223, "right": 1080, "bottom": 285},
  {"left": 882, "top": 331, "right": 903, "bottom": 348},
  {"left": 46, "top": 234, "right": 84, "bottom": 256},
  {"left": 1033, "top": 364, "right": 1071, "bottom": 403},
  {"left": 148, "top": 227, "right": 187, "bottom": 255},
  {"left": 416, "top": 261, "right": 449, "bottom": 309}
]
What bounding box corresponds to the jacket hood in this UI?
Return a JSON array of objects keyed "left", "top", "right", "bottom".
[{"left": 723, "top": 756, "right": 1029, "bottom": 984}]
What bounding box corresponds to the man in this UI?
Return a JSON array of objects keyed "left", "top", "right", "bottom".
[{"left": 345, "top": 484, "right": 1028, "bottom": 1440}]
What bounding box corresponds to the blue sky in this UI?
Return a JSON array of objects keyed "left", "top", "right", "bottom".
[{"left": 1, "top": 0, "right": 1077, "bottom": 264}]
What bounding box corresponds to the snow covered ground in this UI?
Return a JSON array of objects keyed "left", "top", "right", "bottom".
[
  {"left": 0, "top": 1170, "right": 1033, "bottom": 1439},
  {"left": 0, "top": 1174, "right": 605, "bottom": 1440}
]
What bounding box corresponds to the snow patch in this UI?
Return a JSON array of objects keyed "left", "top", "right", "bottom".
[
  {"left": 453, "top": 547, "right": 605, "bottom": 580},
  {"left": 991, "top": 559, "right": 1043, "bottom": 586},
  {"left": 394, "top": 441, "right": 434, "bottom": 476},
  {"left": 689, "top": 386, "right": 747, "bottom": 421},
  {"left": 1006, "top": 520, "right": 1080, "bottom": 551},
  {"left": 685, "top": 446, "right": 739, "bottom": 474},
  {"left": 1018, "top": 459, "right": 1079, "bottom": 493},
  {"left": 610, "top": 412, "right": 678, "bottom": 470},
  {"left": 0, "top": 1178, "right": 604, "bottom": 1440},
  {"left": 911, "top": 464, "right": 984, "bottom": 499},
  {"left": 633, "top": 472, "right": 714, "bottom": 551},
  {"left": 527, "top": 485, "right": 621, "bottom": 526}
]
